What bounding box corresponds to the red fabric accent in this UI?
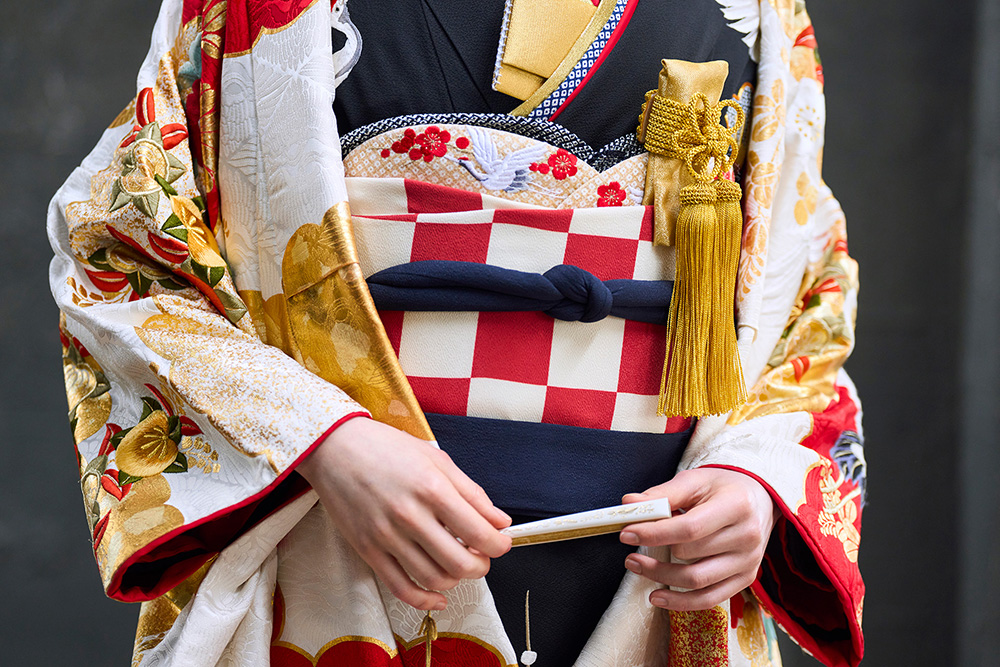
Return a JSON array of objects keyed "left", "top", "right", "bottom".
[
  {"left": 181, "top": 0, "right": 201, "bottom": 25},
  {"left": 703, "top": 464, "right": 864, "bottom": 667},
  {"left": 410, "top": 223, "right": 491, "bottom": 263},
  {"left": 802, "top": 386, "right": 860, "bottom": 456},
  {"left": 549, "top": 0, "right": 640, "bottom": 121},
  {"left": 794, "top": 25, "right": 818, "bottom": 49},
  {"left": 358, "top": 213, "right": 419, "bottom": 223},
  {"left": 409, "top": 377, "right": 471, "bottom": 415},
  {"left": 639, "top": 206, "right": 654, "bottom": 242},
  {"left": 492, "top": 207, "right": 573, "bottom": 233},
  {"left": 224, "top": 0, "right": 318, "bottom": 54},
  {"left": 271, "top": 642, "right": 401, "bottom": 667},
  {"left": 472, "top": 311, "right": 554, "bottom": 384},
  {"left": 404, "top": 179, "right": 483, "bottom": 214},
  {"left": 399, "top": 637, "right": 503, "bottom": 667},
  {"left": 563, "top": 234, "right": 638, "bottom": 281},
  {"left": 618, "top": 319, "right": 667, "bottom": 395},
  {"left": 542, "top": 386, "right": 617, "bottom": 429},
  {"left": 379, "top": 310, "right": 405, "bottom": 354},
  {"left": 106, "top": 411, "right": 369, "bottom": 602},
  {"left": 85, "top": 270, "right": 129, "bottom": 292}
]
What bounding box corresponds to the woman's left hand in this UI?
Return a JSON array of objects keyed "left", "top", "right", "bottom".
[{"left": 620, "top": 468, "right": 779, "bottom": 611}]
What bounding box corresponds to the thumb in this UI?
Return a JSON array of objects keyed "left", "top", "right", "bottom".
[{"left": 622, "top": 470, "right": 705, "bottom": 513}]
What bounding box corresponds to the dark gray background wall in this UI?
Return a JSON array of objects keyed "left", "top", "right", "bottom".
[{"left": 1, "top": 1, "right": 995, "bottom": 665}]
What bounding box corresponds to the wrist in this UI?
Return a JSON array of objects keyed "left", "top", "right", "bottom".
[{"left": 298, "top": 414, "right": 371, "bottom": 484}]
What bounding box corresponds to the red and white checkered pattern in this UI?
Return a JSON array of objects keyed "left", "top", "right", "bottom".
[{"left": 350, "top": 178, "right": 690, "bottom": 434}]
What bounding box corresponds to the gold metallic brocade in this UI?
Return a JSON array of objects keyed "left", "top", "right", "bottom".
[
  {"left": 509, "top": 0, "right": 617, "bottom": 114},
  {"left": 668, "top": 606, "right": 730, "bottom": 667},
  {"left": 641, "top": 60, "right": 729, "bottom": 247},
  {"left": 282, "top": 202, "right": 433, "bottom": 440},
  {"left": 239, "top": 289, "right": 300, "bottom": 359},
  {"left": 496, "top": 0, "right": 599, "bottom": 101}
]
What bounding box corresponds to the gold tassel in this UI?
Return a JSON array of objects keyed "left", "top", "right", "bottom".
[
  {"left": 658, "top": 183, "right": 717, "bottom": 417},
  {"left": 708, "top": 178, "right": 747, "bottom": 414},
  {"left": 639, "top": 83, "right": 748, "bottom": 417},
  {"left": 419, "top": 611, "right": 437, "bottom": 667}
]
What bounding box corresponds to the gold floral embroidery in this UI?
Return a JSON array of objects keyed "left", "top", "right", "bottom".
[
  {"left": 179, "top": 436, "right": 222, "bottom": 474},
  {"left": 750, "top": 80, "right": 786, "bottom": 145},
  {"left": 816, "top": 461, "right": 861, "bottom": 563},
  {"left": 793, "top": 172, "right": 818, "bottom": 226}
]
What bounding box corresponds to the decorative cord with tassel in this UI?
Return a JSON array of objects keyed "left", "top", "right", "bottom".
[
  {"left": 638, "top": 92, "right": 748, "bottom": 417},
  {"left": 520, "top": 590, "right": 537, "bottom": 666},
  {"left": 419, "top": 611, "right": 437, "bottom": 667}
]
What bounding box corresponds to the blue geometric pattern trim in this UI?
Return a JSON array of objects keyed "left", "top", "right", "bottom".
[{"left": 527, "top": 0, "right": 631, "bottom": 121}]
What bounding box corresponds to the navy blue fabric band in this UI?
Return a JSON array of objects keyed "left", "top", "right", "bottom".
[
  {"left": 368, "top": 260, "right": 673, "bottom": 324},
  {"left": 426, "top": 412, "right": 692, "bottom": 517}
]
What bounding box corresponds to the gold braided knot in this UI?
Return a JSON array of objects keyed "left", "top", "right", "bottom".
[{"left": 638, "top": 92, "right": 745, "bottom": 184}]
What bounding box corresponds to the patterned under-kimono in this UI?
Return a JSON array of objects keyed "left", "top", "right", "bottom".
[{"left": 48, "top": 1, "right": 866, "bottom": 666}]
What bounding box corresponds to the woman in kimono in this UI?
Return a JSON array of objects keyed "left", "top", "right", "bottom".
[{"left": 50, "top": 1, "right": 865, "bottom": 665}]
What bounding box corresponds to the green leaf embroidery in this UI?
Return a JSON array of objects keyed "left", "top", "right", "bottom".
[{"left": 163, "top": 452, "right": 188, "bottom": 474}]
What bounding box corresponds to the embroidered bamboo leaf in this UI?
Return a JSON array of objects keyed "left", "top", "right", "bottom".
[
  {"left": 117, "top": 471, "right": 143, "bottom": 486},
  {"left": 157, "top": 277, "right": 187, "bottom": 291},
  {"left": 140, "top": 396, "right": 160, "bottom": 420},
  {"left": 163, "top": 452, "right": 188, "bottom": 474},
  {"left": 88, "top": 248, "right": 112, "bottom": 271},
  {"left": 214, "top": 288, "right": 247, "bottom": 323},
  {"left": 161, "top": 214, "right": 188, "bottom": 242},
  {"left": 155, "top": 174, "right": 179, "bottom": 197}
]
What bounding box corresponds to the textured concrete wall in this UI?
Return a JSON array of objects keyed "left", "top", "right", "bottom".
[{"left": 0, "top": 1, "right": 985, "bottom": 665}]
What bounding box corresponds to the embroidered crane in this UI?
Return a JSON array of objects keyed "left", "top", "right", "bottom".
[{"left": 449, "top": 127, "right": 550, "bottom": 193}]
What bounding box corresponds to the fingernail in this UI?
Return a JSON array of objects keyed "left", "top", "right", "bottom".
[
  {"left": 434, "top": 600, "right": 447, "bottom": 611},
  {"left": 621, "top": 531, "right": 639, "bottom": 545},
  {"left": 624, "top": 557, "right": 642, "bottom": 574},
  {"left": 497, "top": 509, "right": 512, "bottom": 522}
]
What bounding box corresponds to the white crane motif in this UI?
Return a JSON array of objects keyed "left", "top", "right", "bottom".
[{"left": 448, "top": 126, "right": 551, "bottom": 193}]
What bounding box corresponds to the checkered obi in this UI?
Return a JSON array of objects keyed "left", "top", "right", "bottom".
[{"left": 349, "top": 177, "right": 693, "bottom": 436}]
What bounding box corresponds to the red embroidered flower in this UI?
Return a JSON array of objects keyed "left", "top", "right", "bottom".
[
  {"left": 597, "top": 181, "right": 626, "bottom": 207},
  {"left": 455, "top": 136, "right": 470, "bottom": 149},
  {"left": 529, "top": 162, "right": 549, "bottom": 174},
  {"left": 380, "top": 148, "right": 390, "bottom": 158},
  {"left": 547, "top": 148, "right": 578, "bottom": 180},
  {"left": 391, "top": 128, "right": 417, "bottom": 155},
  {"left": 413, "top": 125, "right": 451, "bottom": 162}
]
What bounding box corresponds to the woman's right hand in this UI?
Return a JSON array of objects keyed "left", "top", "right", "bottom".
[{"left": 297, "top": 417, "right": 512, "bottom": 610}]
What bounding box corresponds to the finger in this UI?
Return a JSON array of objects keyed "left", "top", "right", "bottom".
[
  {"left": 623, "top": 469, "right": 707, "bottom": 510},
  {"left": 432, "top": 450, "right": 512, "bottom": 529},
  {"left": 624, "top": 552, "right": 754, "bottom": 592},
  {"left": 387, "top": 535, "right": 464, "bottom": 593},
  {"left": 412, "top": 520, "right": 492, "bottom": 581},
  {"left": 648, "top": 573, "right": 754, "bottom": 612},
  {"left": 669, "top": 524, "right": 756, "bottom": 561},
  {"left": 367, "top": 550, "right": 447, "bottom": 611},
  {"left": 433, "top": 486, "right": 512, "bottom": 559},
  {"left": 622, "top": 493, "right": 744, "bottom": 547}
]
